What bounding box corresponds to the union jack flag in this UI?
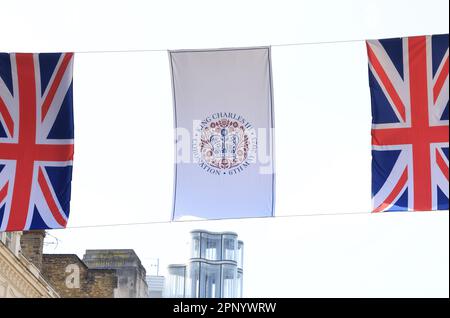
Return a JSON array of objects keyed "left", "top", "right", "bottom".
[
  {"left": 0, "top": 53, "right": 74, "bottom": 231},
  {"left": 367, "top": 34, "right": 449, "bottom": 212}
]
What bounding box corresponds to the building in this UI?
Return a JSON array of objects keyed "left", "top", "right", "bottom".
[
  {"left": 2, "top": 231, "right": 151, "bottom": 298},
  {"left": 83, "top": 249, "right": 149, "bottom": 298},
  {"left": 0, "top": 231, "right": 59, "bottom": 298},
  {"left": 21, "top": 231, "right": 118, "bottom": 298},
  {"left": 41, "top": 254, "right": 118, "bottom": 298},
  {"left": 166, "top": 230, "right": 244, "bottom": 298},
  {"left": 146, "top": 275, "right": 165, "bottom": 298}
]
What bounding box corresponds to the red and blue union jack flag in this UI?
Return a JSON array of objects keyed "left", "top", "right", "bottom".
[
  {"left": 0, "top": 53, "right": 74, "bottom": 231},
  {"left": 367, "top": 34, "right": 449, "bottom": 212}
]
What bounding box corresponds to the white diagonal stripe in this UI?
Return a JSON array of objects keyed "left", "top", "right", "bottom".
[
  {"left": 39, "top": 56, "right": 74, "bottom": 141},
  {"left": 367, "top": 40, "right": 410, "bottom": 116},
  {"left": 372, "top": 144, "right": 412, "bottom": 210}
]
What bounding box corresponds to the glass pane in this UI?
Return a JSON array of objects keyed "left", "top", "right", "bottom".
[
  {"left": 185, "top": 262, "right": 200, "bottom": 298},
  {"left": 222, "top": 264, "right": 237, "bottom": 298},
  {"left": 167, "top": 266, "right": 185, "bottom": 298},
  {"left": 236, "top": 271, "right": 243, "bottom": 298},
  {"left": 222, "top": 235, "right": 237, "bottom": 261},
  {"left": 191, "top": 232, "right": 200, "bottom": 258},
  {"left": 200, "top": 233, "right": 221, "bottom": 261},
  {"left": 5, "top": 232, "right": 12, "bottom": 249},
  {"left": 237, "top": 241, "right": 244, "bottom": 268},
  {"left": 200, "top": 263, "right": 221, "bottom": 298}
]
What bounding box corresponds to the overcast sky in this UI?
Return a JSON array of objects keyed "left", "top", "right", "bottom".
[{"left": 1, "top": 0, "right": 449, "bottom": 297}]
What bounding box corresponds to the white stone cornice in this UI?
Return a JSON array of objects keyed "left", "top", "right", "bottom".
[{"left": 0, "top": 243, "right": 59, "bottom": 298}]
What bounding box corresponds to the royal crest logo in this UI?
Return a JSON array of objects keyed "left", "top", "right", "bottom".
[{"left": 193, "top": 112, "right": 257, "bottom": 175}]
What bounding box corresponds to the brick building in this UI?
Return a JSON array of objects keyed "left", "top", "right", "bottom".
[
  {"left": 1, "top": 231, "right": 150, "bottom": 298},
  {"left": 83, "top": 249, "right": 149, "bottom": 298},
  {"left": 20, "top": 231, "right": 118, "bottom": 298},
  {"left": 41, "top": 254, "right": 117, "bottom": 298}
]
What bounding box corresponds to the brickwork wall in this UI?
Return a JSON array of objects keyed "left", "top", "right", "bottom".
[
  {"left": 41, "top": 254, "right": 117, "bottom": 298},
  {"left": 20, "top": 230, "right": 46, "bottom": 271}
]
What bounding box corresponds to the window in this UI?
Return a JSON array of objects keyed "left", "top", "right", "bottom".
[
  {"left": 222, "top": 264, "right": 237, "bottom": 298},
  {"left": 191, "top": 232, "right": 200, "bottom": 258},
  {"left": 222, "top": 235, "right": 237, "bottom": 261},
  {"left": 167, "top": 266, "right": 186, "bottom": 298},
  {"left": 237, "top": 241, "right": 244, "bottom": 269},
  {"left": 5, "top": 232, "right": 12, "bottom": 249},
  {"left": 236, "top": 271, "right": 243, "bottom": 298},
  {"left": 200, "top": 263, "right": 221, "bottom": 298},
  {"left": 185, "top": 262, "right": 200, "bottom": 298},
  {"left": 0, "top": 232, "right": 20, "bottom": 256},
  {"left": 200, "top": 233, "right": 221, "bottom": 261}
]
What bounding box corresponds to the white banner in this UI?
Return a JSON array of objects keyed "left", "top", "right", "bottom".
[{"left": 170, "top": 47, "right": 275, "bottom": 220}]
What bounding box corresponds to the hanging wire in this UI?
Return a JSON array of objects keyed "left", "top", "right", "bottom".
[
  {"left": 270, "top": 38, "right": 368, "bottom": 47},
  {"left": 70, "top": 37, "right": 371, "bottom": 54},
  {"left": 52, "top": 209, "right": 446, "bottom": 230}
]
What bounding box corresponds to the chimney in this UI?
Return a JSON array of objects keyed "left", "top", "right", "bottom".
[{"left": 20, "top": 230, "right": 46, "bottom": 270}]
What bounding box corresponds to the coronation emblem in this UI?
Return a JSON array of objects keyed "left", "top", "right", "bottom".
[{"left": 193, "top": 112, "right": 257, "bottom": 175}]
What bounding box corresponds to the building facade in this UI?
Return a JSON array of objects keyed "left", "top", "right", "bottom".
[
  {"left": 21, "top": 231, "right": 118, "bottom": 298},
  {"left": 167, "top": 230, "right": 244, "bottom": 298},
  {"left": 0, "top": 231, "right": 59, "bottom": 298},
  {"left": 1, "top": 231, "right": 151, "bottom": 298},
  {"left": 41, "top": 254, "right": 118, "bottom": 298},
  {"left": 83, "top": 249, "right": 149, "bottom": 298},
  {"left": 146, "top": 275, "right": 165, "bottom": 298}
]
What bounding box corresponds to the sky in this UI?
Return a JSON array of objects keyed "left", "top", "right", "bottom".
[{"left": 1, "top": 0, "right": 449, "bottom": 297}]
